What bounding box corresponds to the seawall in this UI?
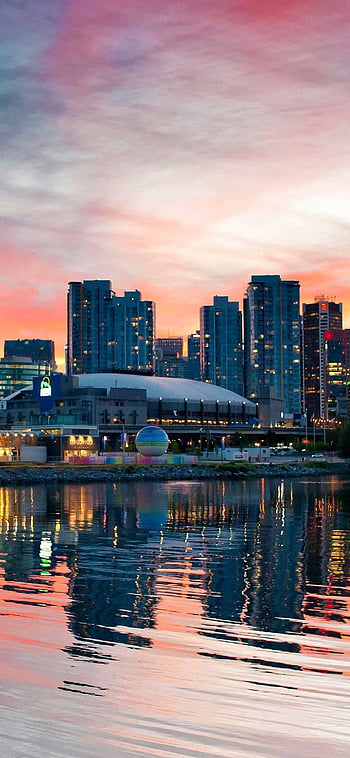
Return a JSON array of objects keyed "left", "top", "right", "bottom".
[{"left": 0, "top": 461, "right": 349, "bottom": 485}]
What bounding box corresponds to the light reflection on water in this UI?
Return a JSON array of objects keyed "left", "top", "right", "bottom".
[{"left": 0, "top": 476, "right": 349, "bottom": 757}]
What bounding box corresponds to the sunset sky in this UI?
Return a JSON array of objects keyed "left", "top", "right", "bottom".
[{"left": 1, "top": 0, "right": 350, "bottom": 369}]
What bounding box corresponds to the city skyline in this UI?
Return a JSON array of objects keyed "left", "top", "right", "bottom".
[
  {"left": 1, "top": 277, "right": 347, "bottom": 372},
  {"left": 2, "top": 1, "right": 350, "bottom": 370}
]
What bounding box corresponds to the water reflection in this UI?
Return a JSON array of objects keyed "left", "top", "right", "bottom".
[{"left": 0, "top": 477, "right": 349, "bottom": 757}]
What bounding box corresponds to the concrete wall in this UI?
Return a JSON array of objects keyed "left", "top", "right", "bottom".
[{"left": 20, "top": 445, "right": 47, "bottom": 463}]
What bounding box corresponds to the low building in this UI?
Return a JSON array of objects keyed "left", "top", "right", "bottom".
[
  {"left": 0, "top": 372, "right": 258, "bottom": 459},
  {"left": 0, "top": 357, "right": 53, "bottom": 399}
]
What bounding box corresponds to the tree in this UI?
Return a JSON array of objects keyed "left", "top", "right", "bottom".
[{"left": 337, "top": 423, "right": 350, "bottom": 457}]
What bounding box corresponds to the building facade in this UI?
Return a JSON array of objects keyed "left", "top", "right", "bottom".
[
  {"left": 302, "top": 299, "right": 345, "bottom": 419},
  {"left": 200, "top": 296, "right": 243, "bottom": 394},
  {"left": 244, "top": 275, "right": 301, "bottom": 417},
  {"left": 155, "top": 337, "right": 183, "bottom": 358},
  {"left": 155, "top": 337, "right": 187, "bottom": 378},
  {"left": 67, "top": 281, "right": 155, "bottom": 375}
]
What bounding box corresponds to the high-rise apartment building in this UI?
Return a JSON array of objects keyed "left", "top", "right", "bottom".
[
  {"left": 106, "top": 290, "right": 155, "bottom": 372},
  {"left": 302, "top": 299, "right": 345, "bottom": 419},
  {"left": 187, "top": 331, "right": 201, "bottom": 381},
  {"left": 200, "top": 296, "right": 243, "bottom": 394},
  {"left": 67, "top": 280, "right": 111, "bottom": 374},
  {"left": 67, "top": 281, "right": 155, "bottom": 375},
  {"left": 244, "top": 275, "right": 301, "bottom": 415}
]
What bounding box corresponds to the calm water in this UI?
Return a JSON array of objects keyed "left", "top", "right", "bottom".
[{"left": 0, "top": 476, "right": 349, "bottom": 757}]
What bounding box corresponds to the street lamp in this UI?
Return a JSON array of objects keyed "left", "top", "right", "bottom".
[
  {"left": 206, "top": 427, "right": 210, "bottom": 457},
  {"left": 113, "top": 414, "right": 126, "bottom": 452},
  {"left": 199, "top": 427, "right": 203, "bottom": 453}
]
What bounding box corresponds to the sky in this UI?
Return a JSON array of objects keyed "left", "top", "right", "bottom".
[{"left": 1, "top": 0, "right": 350, "bottom": 369}]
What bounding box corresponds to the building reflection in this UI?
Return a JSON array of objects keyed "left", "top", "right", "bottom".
[{"left": 0, "top": 477, "right": 348, "bottom": 661}]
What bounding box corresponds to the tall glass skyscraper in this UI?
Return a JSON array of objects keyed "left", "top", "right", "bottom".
[
  {"left": 200, "top": 296, "right": 243, "bottom": 394},
  {"left": 67, "top": 281, "right": 155, "bottom": 375},
  {"left": 244, "top": 275, "right": 301, "bottom": 415}
]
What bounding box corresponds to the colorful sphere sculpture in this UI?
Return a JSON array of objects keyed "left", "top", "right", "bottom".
[{"left": 135, "top": 426, "right": 170, "bottom": 457}]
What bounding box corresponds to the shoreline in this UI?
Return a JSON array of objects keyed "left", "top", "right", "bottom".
[{"left": 0, "top": 460, "right": 349, "bottom": 484}]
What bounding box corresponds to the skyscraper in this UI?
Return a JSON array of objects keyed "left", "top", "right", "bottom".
[
  {"left": 67, "top": 280, "right": 111, "bottom": 374},
  {"left": 302, "top": 299, "right": 344, "bottom": 419},
  {"left": 200, "top": 296, "right": 243, "bottom": 394},
  {"left": 67, "top": 281, "right": 155, "bottom": 375},
  {"left": 244, "top": 275, "right": 301, "bottom": 415}
]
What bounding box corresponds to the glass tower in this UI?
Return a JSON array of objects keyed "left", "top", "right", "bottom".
[
  {"left": 200, "top": 296, "right": 243, "bottom": 394},
  {"left": 244, "top": 275, "right": 301, "bottom": 415}
]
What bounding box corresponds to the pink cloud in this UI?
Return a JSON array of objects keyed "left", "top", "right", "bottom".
[{"left": 2, "top": 0, "right": 350, "bottom": 360}]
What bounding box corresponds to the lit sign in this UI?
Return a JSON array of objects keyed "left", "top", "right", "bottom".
[
  {"left": 33, "top": 373, "right": 61, "bottom": 413},
  {"left": 68, "top": 435, "right": 94, "bottom": 448},
  {"left": 40, "top": 376, "right": 52, "bottom": 397}
]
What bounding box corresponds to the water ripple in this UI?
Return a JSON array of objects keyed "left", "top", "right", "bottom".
[{"left": 0, "top": 477, "right": 349, "bottom": 757}]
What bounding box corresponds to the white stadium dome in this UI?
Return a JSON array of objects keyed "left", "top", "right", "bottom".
[{"left": 75, "top": 373, "right": 255, "bottom": 410}]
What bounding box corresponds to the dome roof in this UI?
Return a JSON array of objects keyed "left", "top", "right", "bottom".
[{"left": 75, "top": 373, "right": 255, "bottom": 410}]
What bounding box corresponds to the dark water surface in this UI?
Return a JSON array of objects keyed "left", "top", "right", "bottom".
[{"left": 0, "top": 476, "right": 349, "bottom": 757}]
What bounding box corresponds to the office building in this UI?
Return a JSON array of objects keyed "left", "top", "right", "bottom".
[
  {"left": 67, "top": 281, "right": 155, "bottom": 375},
  {"left": 303, "top": 299, "right": 345, "bottom": 419},
  {"left": 0, "top": 356, "right": 53, "bottom": 400},
  {"left": 244, "top": 275, "right": 301, "bottom": 416},
  {"left": 4, "top": 339, "right": 56, "bottom": 370},
  {"left": 200, "top": 296, "right": 243, "bottom": 394}
]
